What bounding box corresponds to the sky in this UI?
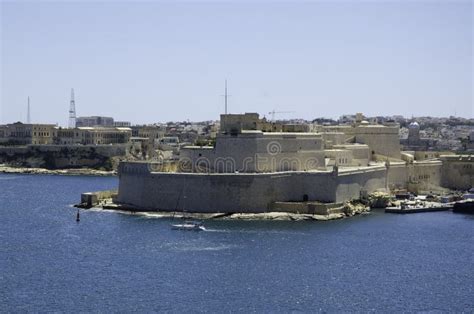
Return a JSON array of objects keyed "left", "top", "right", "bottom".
[{"left": 1, "top": 0, "right": 472, "bottom": 126}]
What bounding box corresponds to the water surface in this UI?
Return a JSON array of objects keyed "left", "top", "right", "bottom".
[{"left": 1, "top": 174, "right": 473, "bottom": 312}]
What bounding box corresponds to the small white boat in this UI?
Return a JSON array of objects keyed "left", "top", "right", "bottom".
[{"left": 171, "top": 221, "right": 206, "bottom": 231}]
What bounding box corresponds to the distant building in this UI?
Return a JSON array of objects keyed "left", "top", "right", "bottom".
[
  {"left": 0, "top": 122, "right": 55, "bottom": 145},
  {"left": 282, "top": 124, "right": 310, "bottom": 133},
  {"left": 220, "top": 113, "right": 311, "bottom": 135},
  {"left": 321, "top": 122, "right": 401, "bottom": 159},
  {"left": 220, "top": 113, "right": 260, "bottom": 134},
  {"left": 400, "top": 121, "right": 437, "bottom": 151},
  {"left": 54, "top": 127, "right": 131, "bottom": 145},
  {"left": 467, "top": 131, "right": 474, "bottom": 151},
  {"left": 114, "top": 121, "right": 131, "bottom": 127},
  {"left": 131, "top": 125, "right": 166, "bottom": 141},
  {"left": 76, "top": 116, "right": 114, "bottom": 128},
  {"left": 157, "top": 136, "right": 180, "bottom": 150}
]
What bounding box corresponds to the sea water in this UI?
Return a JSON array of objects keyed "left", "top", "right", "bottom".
[{"left": 1, "top": 173, "right": 473, "bottom": 312}]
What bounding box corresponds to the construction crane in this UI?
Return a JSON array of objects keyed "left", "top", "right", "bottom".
[{"left": 268, "top": 110, "right": 295, "bottom": 122}]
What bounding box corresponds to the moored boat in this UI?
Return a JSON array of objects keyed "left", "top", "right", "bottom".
[{"left": 453, "top": 201, "right": 474, "bottom": 214}]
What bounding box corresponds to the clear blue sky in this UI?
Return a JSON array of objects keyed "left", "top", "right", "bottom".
[{"left": 1, "top": 1, "right": 472, "bottom": 125}]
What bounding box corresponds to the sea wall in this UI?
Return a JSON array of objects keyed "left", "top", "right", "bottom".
[{"left": 116, "top": 162, "right": 387, "bottom": 213}]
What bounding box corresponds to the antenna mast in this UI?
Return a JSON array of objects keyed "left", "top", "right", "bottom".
[
  {"left": 225, "top": 79, "right": 228, "bottom": 114},
  {"left": 27, "top": 96, "right": 31, "bottom": 124},
  {"left": 68, "top": 88, "right": 76, "bottom": 128}
]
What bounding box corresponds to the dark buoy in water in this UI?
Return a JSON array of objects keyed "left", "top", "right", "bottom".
[{"left": 76, "top": 209, "right": 80, "bottom": 222}]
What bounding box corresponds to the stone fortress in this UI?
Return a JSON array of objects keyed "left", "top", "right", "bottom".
[{"left": 116, "top": 112, "right": 473, "bottom": 213}]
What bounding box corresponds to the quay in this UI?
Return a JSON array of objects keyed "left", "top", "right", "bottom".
[{"left": 385, "top": 205, "right": 452, "bottom": 214}]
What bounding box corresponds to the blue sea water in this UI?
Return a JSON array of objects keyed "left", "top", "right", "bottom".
[{"left": 0, "top": 173, "right": 473, "bottom": 312}]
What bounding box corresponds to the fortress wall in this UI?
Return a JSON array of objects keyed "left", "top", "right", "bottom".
[
  {"left": 333, "top": 144, "right": 370, "bottom": 166},
  {"left": 387, "top": 163, "right": 408, "bottom": 190},
  {"left": 324, "top": 149, "right": 353, "bottom": 166},
  {"left": 322, "top": 132, "right": 346, "bottom": 147},
  {"left": 117, "top": 162, "right": 387, "bottom": 213},
  {"left": 335, "top": 167, "right": 387, "bottom": 202},
  {"left": 386, "top": 161, "right": 442, "bottom": 192},
  {"left": 409, "top": 161, "right": 442, "bottom": 192},
  {"left": 440, "top": 156, "right": 474, "bottom": 190},
  {"left": 118, "top": 163, "right": 337, "bottom": 212},
  {"left": 355, "top": 130, "right": 401, "bottom": 159},
  {"left": 323, "top": 125, "right": 401, "bottom": 159},
  {"left": 181, "top": 133, "right": 325, "bottom": 173}
]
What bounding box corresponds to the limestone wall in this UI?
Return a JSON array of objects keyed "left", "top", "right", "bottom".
[
  {"left": 116, "top": 162, "right": 387, "bottom": 213},
  {"left": 322, "top": 132, "right": 346, "bottom": 147},
  {"left": 333, "top": 144, "right": 370, "bottom": 166},
  {"left": 386, "top": 160, "right": 443, "bottom": 192},
  {"left": 387, "top": 162, "right": 408, "bottom": 190},
  {"left": 408, "top": 160, "right": 442, "bottom": 193},
  {"left": 220, "top": 113, "right": 259, "bottom": 133},
  {"left": 353, "top": 126, "right": 401, "bottom": 159},
  {"left": 322, "top": 124, "right": 401, "bottom": 159},
  {"left": 324, "top": 149, "right": 353, "bottom": 167},
  {"left": 440, "top": 155, "right": 474, "bottom": 190},
  {"left": 180, "top": 132, "right": 325, "bottom": 173},
  {"left": 336, "top": 167, "right": 387, "bottom": 202}
]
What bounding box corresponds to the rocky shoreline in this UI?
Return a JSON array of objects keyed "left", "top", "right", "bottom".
[
  {"left": 0, "top": 165, "right": 116, "bottom": 177},
  {"left": 76, "top": 200, "right": 372, "bottom": 221}
]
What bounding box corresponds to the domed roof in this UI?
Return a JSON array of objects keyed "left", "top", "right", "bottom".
[{"left": 408, "top": 121, "right": 419, "bottom": 128}]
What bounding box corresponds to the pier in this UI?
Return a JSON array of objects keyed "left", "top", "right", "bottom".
[{"left": 385, "top": 205, "right": 452, "bottom": 214}]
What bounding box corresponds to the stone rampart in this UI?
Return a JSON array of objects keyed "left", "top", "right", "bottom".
[
  {"left": 440, "top": 155, "right": 474, "bottom": 190},
  {"left": 116, "top": 162, "right": 387, "bottom": 213}
]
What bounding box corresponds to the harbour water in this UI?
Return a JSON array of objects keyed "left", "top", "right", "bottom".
[{"left": 1, "top": 173, "right": 473, "bottom": 312}]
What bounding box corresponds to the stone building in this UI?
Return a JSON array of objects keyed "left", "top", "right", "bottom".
[
  {"left": 220, "top": 113, "right": 260, "bottom": 134},
  {"left": 0, "top": 122, "right": 56, "bottom": 145},
  {"left": 77, "top": 127, "right": 131, "bottom": 145},
  {"left": 131, "top": 125, "right": 166, "bottom": 141},
  {"left": 180, "top": 131, "right": 326, "bottom": 173},
  {"left": 114, "top": 121, "right": 131, "bottom": 127},
  {"left": 400, "top": 121, "right": 437, "bottom": 151},
  {"left": 53, "top": 127, "right": 131, "bottom": 145},
  {"left": 76, "top": 116, "right": 114, "bottom": 128},
  {"left": 321, "top": 122, "right": 401, "bottom": 159}
]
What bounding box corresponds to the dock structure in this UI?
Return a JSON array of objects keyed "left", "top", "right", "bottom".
[{"left": 385, "top": 206, "right": 452, "bottom": 214}]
